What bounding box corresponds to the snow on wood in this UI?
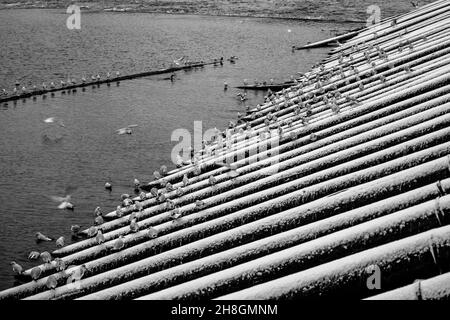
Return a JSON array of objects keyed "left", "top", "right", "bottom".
[{"left": 214, "top": 226, "right": 450, "bottom": 300}]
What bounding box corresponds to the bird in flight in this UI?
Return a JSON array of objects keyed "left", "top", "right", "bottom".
[
  {"left": 50, "top": 195, "right": 74, "bottom": 210},
  {"left": 44, "top": 117, "right": 65, "bottom": 127},
  {"left": 116, "top": 124, "right": 138, "bottom": 135}
]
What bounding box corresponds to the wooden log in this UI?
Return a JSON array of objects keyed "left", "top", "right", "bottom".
[
  {"left": 137, "top": 195, "right": 450, "bottom": 300},
  {"left": 141, "top": 68, "right": 450, "bottom": 189},
  {"left": 17, "top": 143, "right": 450, "bottom": 289},
  {"left": 19, "top": 172, "right": 450, "bottom": 300},
  {"left": 214, "top": 225, "right": 450, "bottom": 300},
  {"left": 2, "top": 152, "right": 449, "bottom": 300}
]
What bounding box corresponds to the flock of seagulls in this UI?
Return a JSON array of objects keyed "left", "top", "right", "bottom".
[
  {"left": 7, "top": 5, "right": 426, "bottom": 289},
  {"left": 2, "top": 71, "right": 121, "bottom": 98}
]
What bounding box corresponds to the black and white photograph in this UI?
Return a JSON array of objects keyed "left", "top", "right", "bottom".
[{"left": 0, "top": 0, "right": 449, "bottom": 309}]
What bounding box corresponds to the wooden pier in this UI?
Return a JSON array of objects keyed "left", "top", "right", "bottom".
[
  {"left": 0, "top": 59, "right": 223, "bottom": 104},
  {"left": 1, "top": 0, "right": 450, "bottom": 300}
]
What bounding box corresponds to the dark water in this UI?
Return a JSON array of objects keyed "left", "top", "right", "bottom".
[{"left": 0, "top": 9, "right": 349, "bottom": 290}]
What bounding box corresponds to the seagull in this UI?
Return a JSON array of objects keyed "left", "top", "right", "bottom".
[
  {"left": 139, "top": 192, "right": 147, "bottom": 201},
  {"left": 55, "top": 236, "right": 65, "bottom": 248},
  {"left": 44, "top": 117, "right": 65, "bottom": 127},
  {"left": 66, "top": 265, "right": 87, "bottom": 283},
  {"left": 50, "top": 195, "right": 74, "bottom": 210},
  {"left": 195, "top": 200, "right": 205, "bottom": 209},
  {"left": 160, "top": 178, "right": 168, "bottom": 188},
  {"left": 182, "top": 174, "right": 190, "bottom": 187},
  {"left": 70, "top": 225, "right": 81, "bottom": 235},
  {"left": 173, "top": 56, "right": 186, "bottom": 66},
  {"left": 40, "top": 251, "right": 52, "bottom": 264},
  {"left": 116, "top": 205, "right": 123, "bottom": 217},
  {"left": 122, "top": 198, "right": 133, "bottom": 207},
  {"left": 165, "top": 182, "right": 174, "bottom": 192},
  {"left": 147, "top": 227, "right": 158, "bottom": 239},
  {"left": 160, "top": 165, "right": 168, "bottom": 176},
  {"left": 54, "top": 258, "right": 66, "bottom": 272},
  {"left": 121, "top": 193, "right": 131, "bottom": 201},
  {"left": 134, "top": 178, "right": 140, "bottom": 189},
  {"left": 411, "top": 1, "right": 419, "bottom": 8},
  {"left": 87, "top": 226, "right": 98, "bottom": 237},
  {"left": 129, "top": 219, "right": 140, "bottom": 232},
  {"left": 28, "top": 251, "right": 40, "bottom": 260},
  {"left": 176, "top": 187, "right": 184, "bottom": 197},
  {"left": 170, "top": 208, "right": 182, "bottom": 221},
  {"left": 95, "top": 229, "right": 105, "bottom": 244},
  {"left": 129, "top": 211, "right": 137, "bottom": 222},
  {"left": 104, "top": 182, "right": 112, "bottom": 190},
  {"left": 215, "top": 162, "right": 239, "bottom": 178},
  {"left": 150, "top": 187, "right": 159, "bottom": 198},
  {"left": 175, "top": 154, "right": 184, "bottom": 167},
  {"left": 113, "top": 236, "right": 125, "bottom": 251},
  {"left": 94, "top": 206, "right": 102, "bottom": 217},
  {"left": 153, "top": 171, "right": 162, "bottom": 180},
  {"left": 10, "top": 261, "right": 23, "bottom": 275},
  {"left": 36, "top": 232, "right": 53, "bottom": 242},
  {"left": 30, "top": 266, "right": 42, "bottom": 280},
  {"left": 46, "top": 275, "right": 58, "bottom": 290},
  {"left": 116, "top": 124, "right": 138, "bottom": 135},
  {"left": 209, "top": 175, "right": 217, "bottom": 187},
  {"left": 94, "top": 215, "right": 104, "bottom": 225}
]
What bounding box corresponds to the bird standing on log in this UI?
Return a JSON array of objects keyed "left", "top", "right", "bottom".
[
  {"left": 30, "top": 266, "right": 42, "bottom": 280},
  {"left": 129, "top": 219, "right": 140, "bottom": 233},
  {"left": 113, "top": 236, "right": 125, "bottom": 251},
  {"left": 56, "top": 236, "right": 65, "bottom": 248},
  {"left": 96, "top": 229, "right": 105, "bottom": 244},
  {"left": 40, "top": 251, "right": 52, "bottom": 264}
]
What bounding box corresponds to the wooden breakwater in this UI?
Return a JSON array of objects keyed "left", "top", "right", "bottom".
[
  {"left": 1, "top": 0, "right": 450, "bottom": 300},
  {"left": 0, "top": 59, "right": 224, "bottom": 104}
]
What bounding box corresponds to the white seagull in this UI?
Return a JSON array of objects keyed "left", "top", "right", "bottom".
[
  {"left": 116, "top": 124, "right": 138, "bottom": 135},
  {"left": 50, "top": 195, "right": 74, "bottom": 210}
]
